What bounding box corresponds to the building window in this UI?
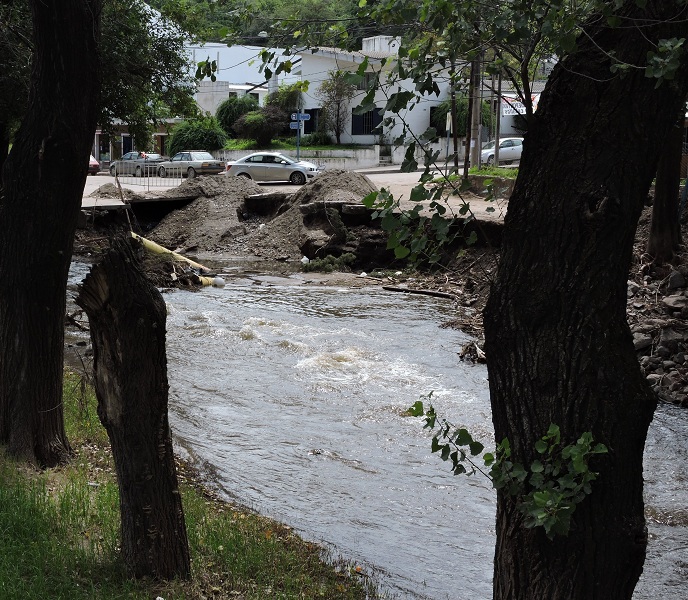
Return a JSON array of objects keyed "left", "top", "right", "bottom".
[
  {"left": 351, "top": 107, "right": 383, "bottom": 135},
  {"left": 249, "top": 93, "right": 259, "bottom": 102},
  {"left": 304, "top": 108, "right": 320, "bottom": 134},
  {"left": 356, "top": 72, "right": 377, "bottom": 91}
]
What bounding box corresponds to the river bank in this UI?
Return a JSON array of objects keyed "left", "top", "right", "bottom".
[{"left": 73, "top": 171, "right": 688, "bottom": 408}]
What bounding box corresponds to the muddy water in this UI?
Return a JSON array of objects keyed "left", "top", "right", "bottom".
[{"left": 68, "top": 264, "right": 688, "bottom": 599}]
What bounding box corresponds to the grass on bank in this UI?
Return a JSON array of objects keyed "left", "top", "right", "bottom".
[{"left": 0, "top": 370, "right": 377, "bottom": 600}]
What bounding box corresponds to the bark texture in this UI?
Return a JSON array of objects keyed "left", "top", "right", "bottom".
[
  {"left": 483, "top": 3, "right": 688, "bottom": 599},
  {"left": 76, "top": 237, "right": 190, "bottom": 580},
  {"left": 0, "top": 0, "right": 101, "bottom": 465},
  {"left": 648, "top": 117, "right": 685, "bottom": 262}
]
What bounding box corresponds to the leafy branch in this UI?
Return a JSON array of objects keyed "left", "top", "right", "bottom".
[{"left": 407, "top": 394, "right": 608, "bottom": 539}]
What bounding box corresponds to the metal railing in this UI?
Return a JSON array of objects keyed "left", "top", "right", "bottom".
[{"left": 113, "top": 166, "right": 184, "bottom": 190}]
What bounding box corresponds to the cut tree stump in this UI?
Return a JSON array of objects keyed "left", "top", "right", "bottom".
[{"left": 76, "top": 236, "right": 190, "bottom": 580}]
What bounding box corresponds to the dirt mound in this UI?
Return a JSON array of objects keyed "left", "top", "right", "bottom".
[
  {"left": 87, "top": 182, "right": 138, "bottom": 202},
  {"left": 292, "top": 169, "right": 377, "bottom": 205},
  {"left": 148, "top": 176, "right": 262, "bottom": 252}
]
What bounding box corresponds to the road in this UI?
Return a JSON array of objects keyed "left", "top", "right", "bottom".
[{"left": 82, "top": 169, "right": 506, "bottom": 221}]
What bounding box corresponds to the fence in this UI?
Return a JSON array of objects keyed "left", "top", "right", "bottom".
[{"left": 113, "top": 167, "right": 184, "bottom": 191}]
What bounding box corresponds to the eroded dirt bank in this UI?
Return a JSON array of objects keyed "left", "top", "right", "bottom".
[{"left": 74, "top": 171, "right": 688, "bottom": 407}]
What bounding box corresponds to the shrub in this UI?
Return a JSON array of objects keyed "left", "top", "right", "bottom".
[
  {"left": 233, "top": 105, "right": 288, "bottom": 147},
  {"left": 216, "top": 95, "right": 259, "bottom": 136},
  {"left": 169, "top": 116, "right": 227, "bottom": 156}
]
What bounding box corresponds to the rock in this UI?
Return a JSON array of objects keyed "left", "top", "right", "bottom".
[
  {"left": 646, "top": 373, "right": 662, "bottom": 384},
  {"left": 668, "top": 270, "right": 686, "bottom": 290},
  {"left": 662, "top": 295, "right": 688, "bottom": 312},
  {"left": 628, "top": 280, "right": 641, "bottom": 296},
  {"left": 658, "top": 327, "right": 685, "bottom": 353},
  {"left": 633, "top": 333, "right": 653, "bottom": 351}
]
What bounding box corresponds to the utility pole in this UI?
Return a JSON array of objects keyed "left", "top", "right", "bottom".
[
  {"left": 494, "top": 71, "right": 502, "bottom": 166},
  {"left": 449, "top": 59, "right": 460, "bottom": 175},
  {"left": 463, "top": 59, "right": 476, "bottom": 179},
  {"left": 469, "top": 55, "right": 482, "bottom": 168}
]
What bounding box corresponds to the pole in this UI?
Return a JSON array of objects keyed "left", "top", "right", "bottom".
[
  {"left": 494, "top": 71, "right": 502, "bottom": 166},
  {"left": 463, "top": 60, "right": 476, "bottom": 180},
  {"left": 469, "top": 56, "right": 481, "bottom": 169}
]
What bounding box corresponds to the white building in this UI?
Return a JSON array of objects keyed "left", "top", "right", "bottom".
[
  {"left": 296, "top": 36, "right": 453, "bottom": 146},
  {"left": 186, "top": 42, "right": 299, "bottom": 115}
]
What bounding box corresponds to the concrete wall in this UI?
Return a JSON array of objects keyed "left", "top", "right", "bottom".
[{"left": 214, "top": 146, "right": 380, "bottom": 170}]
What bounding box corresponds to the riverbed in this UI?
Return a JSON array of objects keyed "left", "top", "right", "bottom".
[{"left": 68, "top": 264, "right": 688, "bottom": 599}]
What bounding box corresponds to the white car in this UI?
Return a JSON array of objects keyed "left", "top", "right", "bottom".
[
  {"left": 225, "top": 152, "right": 320, "bottom": 185},
  {"left": 480, "top": 137, "right": 524, "bottom": 166},
  {"left": 157, "top": 151, "right": 225, "bottom": 178}
]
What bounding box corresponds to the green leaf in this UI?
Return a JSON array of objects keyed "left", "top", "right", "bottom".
[
  {"left": 455, "top": 428, "right": 473, "bottom": 446},
  {"left": 469, "top": 441, "right": 484, "bottom": 456},
  {"left": 407, "top": 400, "right": 425, "bottom": 417},
  {"left": 394, "top": 245, "right": 411, "bottom": 259}
]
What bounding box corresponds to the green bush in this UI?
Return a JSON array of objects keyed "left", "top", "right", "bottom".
[
  {"left": 301, "top": 131, "right": 332, "bottom": 146},
  {"left": 233, "top": 105, "right": 288, "bottom": 147},
  {"left": 216, "top": 95, "right": 259, "bottom": 137},
  {"left": 168, "top": 116, "right": 227, "bottom": 156}
]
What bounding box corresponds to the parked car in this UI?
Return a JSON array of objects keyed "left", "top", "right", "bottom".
[
  {"left": 480, "top": 137, "right": 524, "bottom": 166},
  {"left": 88, "top": 154, "right": 100, "bottom": 175},
  {"left": 109, "top": 151, "right": 164, "bottom": 177},
  {"left": 225, "top": 152, "right": 320, "bottom": 185},
  {"left": 157, "top": 151, "right": 225, "bottom": 178}
]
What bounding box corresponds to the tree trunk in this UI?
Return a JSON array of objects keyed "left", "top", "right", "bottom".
[
  {"left": 647, "top": 116, "right": 685, "bottom": 262},
  {"left": 76, "top": 237, "right": 190, "bottom": 580},
  {"left": 0, "top": 0, "right": 101, "bottom": 466},
  {"left": 483, "top": 3, "right": 688, "bottom": 599}
]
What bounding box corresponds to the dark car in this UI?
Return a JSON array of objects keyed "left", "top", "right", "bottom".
[
  {"left": 157, "top": 151, "right": 225, "bottom": 178},
  {"left": 88, "top": 154, "right": 100, "bottom": 175},
  {"left": 109, "top": 151, "right": 164, "bottom": 177}
]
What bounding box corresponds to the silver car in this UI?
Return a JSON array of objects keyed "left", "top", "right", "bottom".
[
  {"left": 109, "top": 151, "right": 164, "bottom": 176},
  {"left": 157, "top": 151, "right": 225, "bottom": 179},
  {"left": 480, "top": 137, "right": 524, "bottom": 166},
  {"left": 225, "top": 152, "right": 320, "bottom": 185}
]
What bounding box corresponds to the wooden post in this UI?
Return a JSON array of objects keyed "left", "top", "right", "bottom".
[{"left": 76, "top": 236, "right": 190, "bottom": 580}]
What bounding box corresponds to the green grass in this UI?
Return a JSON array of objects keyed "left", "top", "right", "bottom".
[
  {"left": 468, "top": 166, "right": 519, "bottom": 178},
  {"left": 224, "top": 138, "right": 369, "bottom": 152},
  {"left": 0, "top": 371, "right": 378, "bottom": 599}
]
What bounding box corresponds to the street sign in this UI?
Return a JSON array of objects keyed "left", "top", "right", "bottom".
[
  {"left": 290, "top": 112, "right": 311, "bottom": 121},
  {"left": 289, "top": 122, "right": 300, "bottom": 129}
]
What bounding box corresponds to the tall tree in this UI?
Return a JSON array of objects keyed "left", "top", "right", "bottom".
[
  {"left": 647, "top": 114, "right": 685, "bottom": 262},
  {"left": 483, "top": 2, "right": 688, "bottom": 598},
  {"left": 0, "top": 0, "right": 101, "bottom": 466},
  {"left": 316, "top": 70, "right": 358, "bottom": 144}
]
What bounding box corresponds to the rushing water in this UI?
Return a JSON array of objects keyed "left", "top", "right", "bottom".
[{"left": 68, "top": 264, "right": 688, "bottom": 599}]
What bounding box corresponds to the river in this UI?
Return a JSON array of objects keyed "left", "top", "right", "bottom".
[{"left": 68, "top": 264, "right": 688, "bottom": 599}]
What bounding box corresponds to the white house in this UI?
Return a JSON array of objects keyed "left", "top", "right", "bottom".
[{"left": 296, "top": 36, "right": 454, "bottom": 148}]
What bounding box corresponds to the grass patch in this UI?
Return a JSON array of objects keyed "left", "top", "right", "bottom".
[
  {"left": 468, "top": 166, "right": 518, "bottom": 178},
  {"left": 0, "top": 370, "right": 378, "bottom": 599},
  {"left": 224, "top": 139, "right": 370, "bottom": 152}
]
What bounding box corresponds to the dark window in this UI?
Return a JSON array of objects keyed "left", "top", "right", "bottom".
[
  {"left": 351, "top": 107, "right": 383, "bottom": 136},
  {"left": 304, "top": 108, "right": 320, "bottom": 134}
]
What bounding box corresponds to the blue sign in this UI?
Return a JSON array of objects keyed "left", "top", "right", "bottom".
[
  {"left": 290, "top": 112, "right": 311, "bottom": 121},
  {"left": 289, "top": 122, "right": 300, "bottom": 129}
]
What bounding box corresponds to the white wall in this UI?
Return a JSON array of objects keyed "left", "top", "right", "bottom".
[
  {"left": 298, "top": 50, "right": 450, "bottom": 147},
  {"left": 186, "top": 43, "right": 298, "bottom": 116}
]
